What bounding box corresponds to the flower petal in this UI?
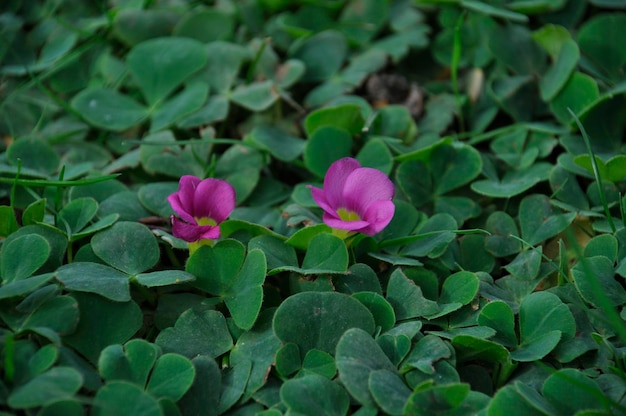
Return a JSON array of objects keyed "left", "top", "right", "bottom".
[
  {"left": 342, "top": 168, "right": 395, "bottom": 213},
  {"left": 171, "top": 216, "right": 221, "bottom": 242},
  {"left": 309, "top": 185, "right": 335, "bottom": 216},
  {"left": 167, "top": 193, "right": 195, "bottom": 223},
  {"left": 322, "top": 213, "right": 370, "bottom": 232},
  {"left": 168, "top": 175, "right": 202, "bottom": 220},
  {"left": 323, "top": 158, "right": 361, "bottom": 210},
  {"left": 359, "top": 200, "right": 395, "bottom": 235},
  {"left": 193, "top": 178, "right": 236, "bottom": 222}
]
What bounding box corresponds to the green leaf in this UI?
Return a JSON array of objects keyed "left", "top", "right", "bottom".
[
  {"left": 335, "top": 328, "right": 397, "bottom": 408},
  {"left": 402, "top": 335, "right": 452, "bottom": 375},
  {"left": 99, "top": 339, "right": 159, "bottom": 386},
  {"left": 92, "top": 381, "right": 161, "bottom": 416},
  {"left": 56, "top": 262, "right": 130, "bottom": 302},
  {"left": 230, "top": 309, "right": 281, "bottom": 398},
  {"left": 174, "top": 9, "right": 235, "bottom": 42},
  {"left": 273, "top": 291, "right": 375, "bottom": 357},
  {"left": 369, "top": 369, "right": 412, "bottom": 416},
  {"left": 489, "top": 384, "right": 543, "bottom": 416},
  {"left": 462, "top": 1, "right": 528, "bottom": 23},
  {"left": 7, "top": 138, "right": 60, "bottom": 175},
  {"left": 519, "top": 291, "right": 575, "bottom": 344},
  {"left": 8, "top": 367, "right": 83, "bottom": 409},
  {"left": 304, "top": 104, "right": 365, "bottom": 137},
  {"left": 276, "top": 343, "right": 302, "bottom": 378},
  {"left": 57, "top": 197, "right": 98, "bottom": 239},
  {"left": 335, "top": 264, "right": 383, "bottom": 295},
  {"left": 112, "top": 9, "right": 178, "bottom": 46},
  {"left": 284, "top": 224, "right": 333, "bottom": 251},
  {"left": 539, "top": 39, "right": 580, "bottom": 101},
  {"left": 485, "top": 211, "right": 521, "bottom": 257},
  {"left": 0, "top": 273, "right": 54, "bottom": 300},
  {"left": 573, "top": 154, "right": 626, "bottom": 183},
  {"left": 64, "top": 293, "right": 142, "bottom": 363},
  {"left": 215, "top": 145, "right": 264, "bottom": 203},
  {"left": 127, "top": 37, "right": 208, "bottom": 106},
  {"left": 99, "top": 191, "right": 151, "bottom": 222},
  {"left": 471, "top": 163, "right": 552, "bottom": 198},
  {"left": 439, "top": 271, "right": 479, "bottom": 305},
  {"left": 280, "top": 374, "right": 349, "bottom": 416},
  {"left": 301, "top": 349, "right": 337, "bottom": 379},
  {"left": 356, "top": 137, "right": 394, "bottom": 175},
  {"left": 146, "top": 354, "right": 195, "bottom": 401},
  {"left": 304, "top": 127, "right": 353, "bottom": 178},
  {"left": 0, "top": 206, "right": 19, "bottom": 238},
  {"left": 134, "top": 270, "right": 195, "bottom": 288},
  {"left": 1, "top": 234, "right": 50, "bottom": 283},
  {"left": 186, "top": 240, "right": 246, "bottom": 295},
  {"left": 452, "top": 336, "right": 510, "bottom": 364},
  {"left": 518, "top": 194, "right": 576, "bottom": 245},
  {"left": 386, "top": 268, "right": 439, "bottom": 320},
  {"left": 21, "top": 199, "right": 46, "bottom": 226},
  {"left": 248, "top": 235, "right": 298, "bottom": 273},
  {"left": 542, "top": 369, "right": 606, "bottom": 415},
  {"left": 291, "top": 30, "right": 347, "bottom": 82},
  {"left": 178, "top": 356, "right": 221, "bottom": 416},
  {"left": 504, "top": 248, "right": 542, "bottom": 280},
  {"left": 245, "top": 125, "right": 306, "bottom": 162},
  {"left": 224, "top": 249, "right": 266, "bottom": 330},
  {"left": 431, "top": 143, "right": 482, "bottom": 195},
  {"left": 230, "top": 80, "right": 279, "bottom": 112},
  {"left": 573, "top": 256, "right": 626, "bottom": 308},
  {"left": 477, "top": 301, "right": 517, "bottom": 347},
  {"left": 150, "top": 82, "right": 209, "bottom": 132},
  {"left": 352, "top": 292, "right": 395, "bottom": 333},
  {"left": 399, "top": 214, "right": 458, "bottom": 258},
  {"left": 577, "top": 13, "right": 626, "bottom": 81},
  {"left": 71, "top": 88, "right": 148, "bottom": 131},
  {"left": 404, "top": 383, "right": 488, "bottom": 415},
  {"left": 218, "top": 359, "right": 251, "bottom": 414},
  {"left": 549, "top": 72, "right": 600, "bottom": 124},
  {"left": 301, "top": 233, "right": 349, "bottom": 273},
  {"left": 155, "top": 309, "right": 233, "bottom": 359},
  {"left": 584, "top": 234, "right": 618, "bottom": 262},
  {"left": 92, "top": 222, "right": 159, "bottom": 275}
]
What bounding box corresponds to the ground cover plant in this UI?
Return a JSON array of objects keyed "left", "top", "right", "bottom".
[{"left": 1, "top": 0, "right": 626, "bottom": 414}]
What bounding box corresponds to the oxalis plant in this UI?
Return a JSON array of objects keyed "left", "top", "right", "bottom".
[{"left": 1, "top": 0, "right": 626, "bottom": 415}]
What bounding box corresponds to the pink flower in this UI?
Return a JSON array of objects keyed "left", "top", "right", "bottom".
[
  {"left": 307, "top": 157, "right": 395, "bottom": 236},
  {"left": 167, "top": 175, "right": 236, "bottom": 242}
]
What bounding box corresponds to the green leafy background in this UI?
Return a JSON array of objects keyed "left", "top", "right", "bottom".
[{"left": 1, "top": 0, "right": 626, "bottom": 414}]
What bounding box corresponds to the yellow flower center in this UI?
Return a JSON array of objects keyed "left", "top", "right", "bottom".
[
  {"left": 336, "top": 208, "right": 361, "bottom": 222},
  {"left": 195, "top": 217, "right": 217, "bottom": 227},
  {"left": 188, "top": 217, "right": 217, "bottom": 255}
]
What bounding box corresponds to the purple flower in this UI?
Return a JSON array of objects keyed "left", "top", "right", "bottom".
[
  {"left": 308, "top": 157, "right": 395, "bottom": 236},
  {"left": 167, "top": 175, "right": 236, "bottom": 242}
]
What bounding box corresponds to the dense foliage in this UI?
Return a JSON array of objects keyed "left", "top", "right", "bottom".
[{"left": 1, "top": 0, "right": 626, "bottom": 414}]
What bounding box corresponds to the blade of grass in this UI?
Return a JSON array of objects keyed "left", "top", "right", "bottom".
[
  {"left": 568, "top": 108, "right": 616, "bottom": 233},
  {"left": 0, "top": 174, "right": 120, "bottom": 187},
  {"left": 451, "top": 11, "right": 466, "bottom": 133}
]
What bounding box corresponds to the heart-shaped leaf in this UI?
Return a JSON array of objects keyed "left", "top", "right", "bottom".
[
  {"left": 64, "top": 293, "right": 142, "bottom": 363},
  {"left": 146, "top": 353, "right": 195, "bottom": 401},
  {"left": 56, "top": 262, "right": 130, "bottom": 302},
  {"left": 155, "top": 309, "right": 232, "bottom": 359},
  {"left": 280, "top": 374, "right": 350, "bottom": 416},
  {"left": 92, "top": 222, "right": 159, "bottom": 275},
  {"left": 99, "top": 339, "right": 160, "bottom": 387},
  {"left": 71, "top": 88, "right": 148, "bottom": 131},
  {"left": 335, "top": 328, "right": 397, "bottom": 408},
  {"left": 1, "top": 234, "right": 50, "bottom": 283},
  {"left": 273, "top": 291, "right": 375, "bottom": 357},
  {"left": 127, "top": 37, "right": 208, "bottom": 105}
]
